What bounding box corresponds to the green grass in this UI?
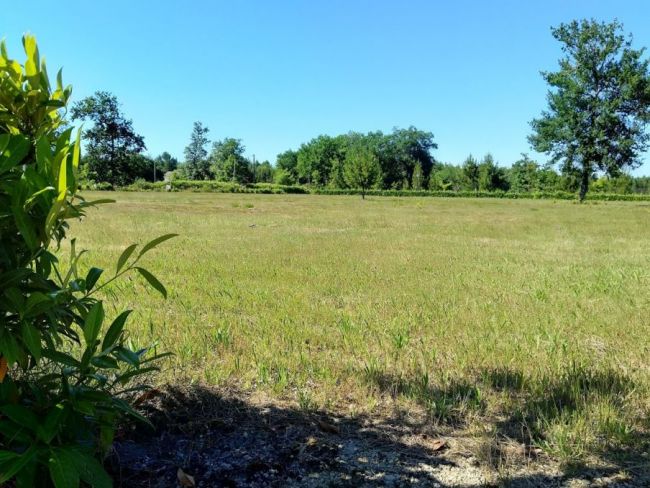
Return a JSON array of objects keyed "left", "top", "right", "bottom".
[{"left": 67, "top": 192, "right": 650, "bottom": 468}]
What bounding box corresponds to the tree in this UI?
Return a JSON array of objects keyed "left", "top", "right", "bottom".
[
  {"left": 508, "top": 154, "right": 540, "bottom": 193},
  {"left": 154, "top": 151, "right": 179, "bottom": 180},
  {"left": 296, "top": 135, "right": 344, "bottom": 186},
  {"left": 183, "top": 121, "right": 211, "bottom": 180},
  {"left": 529, "top": 19, "right": 650, "bottom": 201},
  {"left": 343, "top": 145, "right": 382, "bottom": 199},
  {"left": 477, "top": 154, "right": 509, "bottom": 191},
  {"left": 382, "top": 127, "right": 437, "bottom": 189},
  {"left": 412, "top": 161, "right": 424, "bottom": 190},
  {"left": 276, "top": 149, "right": 299, "bottom": 183},
  {"left": 71, "top": 91, "right": 146, "bottom": 186},
  {"left": 254, "top": 160, "right": 274, "bottom": 183},
  {"left": 462, "top": 155, "right": 480, "bottom": 191},
  {"left": 210, "top": 137, "right": 252, "bottom": 183}
]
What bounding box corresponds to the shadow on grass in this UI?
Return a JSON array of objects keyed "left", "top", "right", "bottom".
[
  {"left": 363, "top": 368, "right": 485, "bottom": 426},
  {"left": 108, "top": 385, "right": 459, "bottom": 488},
  {"left": 366, "top": 363, "right": 650, "bottom": 485},
  {"left": 108, "top": 365, "right": 649, "bottom": 487},
  {"left": 484, "top": 365, "right": 649, "bottom": 477}
]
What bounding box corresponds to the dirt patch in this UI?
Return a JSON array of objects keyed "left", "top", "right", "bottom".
[{"left": 107, "top": 385, "right": 645, "bottom": 487}]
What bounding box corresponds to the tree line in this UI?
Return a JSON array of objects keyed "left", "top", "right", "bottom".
[{"left": 73, "top": 19, "right": 650, "bottom": 199}]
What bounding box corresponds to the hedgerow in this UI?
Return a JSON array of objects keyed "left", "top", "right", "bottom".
[{"left": 108, "top": 180, "right": 650, "bottom": 201}]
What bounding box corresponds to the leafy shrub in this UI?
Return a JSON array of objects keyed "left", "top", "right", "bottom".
[
  {"left": 0, "top": 36, "right": 173, "bottom": 486},
  {"left": 93, "top": 182, "right": 114, "bottom": 191},
  {"left": 109, "top": 179, "right": 650, "bottom": 201},
  {"left": 151, "top": 180, "right": 308, "bottom": 194}
]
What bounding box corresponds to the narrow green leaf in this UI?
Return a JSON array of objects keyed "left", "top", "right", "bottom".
[
  {"left": 85, "top": 267, "right": 103, "bottom": 291},
  {"left": 12, "top": 206, "right": 39, "bottom": 251},
  {"left": 116, "top": 243, "right": 137, "bottom": 274},
  {"left": 21, "top": 322, "right": 42, "bottom": 361},
  {"left": 48, "top": 448, "right": 80, "bottom": 488},
  {"left": 72, "top": 126, "right": 82, "bottom": 169},
  {"left": 75, "top": 451, "right": 112, "bottom": 488},
  {"left": 102, "top": 310, "right": 131, "bottom": 351},
  {"left": 135, "top": 267, "right": 168, "bottom": 298},
  {"left": 76, "top": 198, "right": 116, "bottom": 208},
  {"left": 56, "top": 148, "right": 68, "bottom": 201},
  {"left": 24, "top": 292, "right": 50, "bottom": 314},
  {"left": 37, "top": 404, "right": 66, "bottom": 443},
  {"left": 138, "top": 233, "right": 178, "bottom": 257},
  {"left": 0, "top": 330, "right": 24, "bottom": 366},
  {"left": 0, "top": 134, "right": 10, "bottom": 154},
  {"left": 90, "top": 356, "right": 119, "bottom": 369},
  {"left": 42, "top": 349, "right": 80, "bottom": 368},
  {"left": 113, "top": 346, "right": 140, "bottom": 367},
  {"left": 0, "top": 136, "right": 29, "bottom": 174},
  {"left": 0, "top": 445, "right": 38, "bottom": 483},
  {"left": 23, "top": 186, "right": 55, "bottom": 210},
  {"left": 83, "top": 302, "right": 104, "bottom": 346},
  {"left": 0, "top": 404, "right": 39, "bottom": 431},
  {"left": 0, "top": 450, "right": 19, "bottom": 463},
  {"left": 117, "top": 366, "right": 160, "bottom": 385}
]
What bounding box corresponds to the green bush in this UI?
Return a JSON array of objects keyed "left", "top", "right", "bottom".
[
  {"left": 107, "top": 180, "right": 650, "bottom": 201},
  {"left": 160, "top": 180, "right": 308, "bottom": 194},
  {"left": 0, "top": 36, "right": 173, "bottom": 486}
]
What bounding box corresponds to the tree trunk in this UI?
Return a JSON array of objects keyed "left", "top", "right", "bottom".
[
  {"left": 579, "top": 168, "right": 590, "bottom": 202},
  {"left": 361, "top": 188, "right": 365, "bottom": 200}
]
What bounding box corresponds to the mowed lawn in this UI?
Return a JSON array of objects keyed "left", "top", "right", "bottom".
[{"left": 69, "top": 192, "right": 650, "bottom": 465}]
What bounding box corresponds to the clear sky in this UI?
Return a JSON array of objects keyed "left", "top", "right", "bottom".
[{"left": 4, "top": 0, "right": 650, "bottom": 173}]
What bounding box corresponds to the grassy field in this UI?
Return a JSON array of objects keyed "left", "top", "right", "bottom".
[{"left": 68, "top": 192, "right": 650, "bottom": 470}]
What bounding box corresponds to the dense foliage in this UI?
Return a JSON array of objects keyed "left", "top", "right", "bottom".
[
  {"left": 183, "top": 121, "right": 211, "bottom": 181},
  {"left": 71, "top": 92, "right": 149, "bottom": 187},
  {"left": 0, "top": 37, "right": 173, "bottom": 486},
  {"left": 530, "top": 19, "right": 650, "bottom": 201}
]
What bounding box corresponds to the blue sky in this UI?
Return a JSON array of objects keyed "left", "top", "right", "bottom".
[{"left": 4, "top": 1, "right": 650, "bottom": 174}]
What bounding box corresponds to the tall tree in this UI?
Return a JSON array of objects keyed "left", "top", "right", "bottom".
[
  {"left": 210, "top": 138, "right": 252, "bottom": 183},
  {"left": 254, "top": 160, "right": 274, "bottom": 183},
  {"left": 276, "top": 149, "right": 299, "bottom": 184},
  {"left": 71, "top": 91, "right": 146, "bottom": 185},
  {"left": 296, "top": 135, "right": 344, "bottom": 186},
  {"left": 183, "top": 121, "right": 211, "bottom": 180},
  {"left": 478, "top": 153, "right": 509, "bottom": 191},
  {"left": 462, "top": 155, "right": 480, "bottom": 191},
  {"left": 529, "top": 19, "right": 650, "bottom": 201},
  {"left": 508, "top": 154, "right": 537, "bottom": 193},
  {"left": 343, "top": 145, "right": 382, "bottom": 199},
  {"left": 384, "top": 127, "right": 437, "bottom": 189}
]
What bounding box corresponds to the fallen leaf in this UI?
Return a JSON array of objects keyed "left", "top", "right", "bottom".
[
  {"left": 177, "top": 468, "right": 196, "bottom": 487},
  {"left": 430, "top": 438, "right": 447, "bottom": 451}
]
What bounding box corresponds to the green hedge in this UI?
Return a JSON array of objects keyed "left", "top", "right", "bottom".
[
  {"left": 102, "top": 180, "right": 650, "bottom": 201},
  {"left": 311, "top": 188, "right": 650, "bottom": 201},
  {"left": 121, "top": 180, "right": 309, "bottom": 194}
]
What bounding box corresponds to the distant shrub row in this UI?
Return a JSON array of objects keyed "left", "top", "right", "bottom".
[
  {"left": 311, "top": 188, "right": 650, "bottom": 201},
  {"left": 84, "top": 180, "right": 650, "bottom": 201},
  {"left": 84, "top": 180, "right": 309, "bottom": 194}
]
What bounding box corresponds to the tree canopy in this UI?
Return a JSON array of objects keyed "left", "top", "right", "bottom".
[
  {"left": 71, "top": 91, "right": 146, "bottom": 186},
  {"left": 529, "top": 19, "right": 650, "bottom": 200},
  {"left": 343, "top": 144, "right": 382, "bottom": 198},
  {"left": 183, "top": 121, "right": 211, "bottom": 180},
  {"left": 210, "top": 137, "right": 252, "bottom": 183}
]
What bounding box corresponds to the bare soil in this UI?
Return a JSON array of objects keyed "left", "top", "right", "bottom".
[{"left": 106, "top": 385, "right": 646, "bottom": 487}]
